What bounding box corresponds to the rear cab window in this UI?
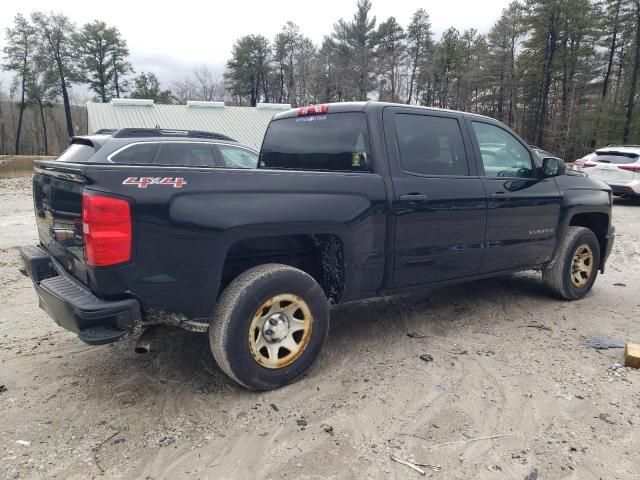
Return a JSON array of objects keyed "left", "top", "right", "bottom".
[
  {"left": 56, "top": 143, "right": 96, "bottom": 163},
  {"left": 260, "top": 112, "right": 372, "bottom": 172}
]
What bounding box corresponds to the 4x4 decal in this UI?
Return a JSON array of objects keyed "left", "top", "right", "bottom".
[{"left": 122, "top": 177, "right": 187, "bottom": 189}]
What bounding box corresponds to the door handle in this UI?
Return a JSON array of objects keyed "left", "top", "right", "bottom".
[
  {"left": 399, "top": 194, "right": 428, "bottom": 203},
  {"left": 489, "top": 192, "right": 508, "bottom": 199}
]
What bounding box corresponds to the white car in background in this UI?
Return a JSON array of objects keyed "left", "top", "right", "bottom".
[{"left": 575, "top": 146, "right": 640, "bottom": 197}]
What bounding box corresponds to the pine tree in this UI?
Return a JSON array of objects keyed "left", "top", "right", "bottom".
[
  {"left": 406, "top": 9, "right": 433, "bottom": 105},
  {"left": 374, "top": 17, "right": 406, "bottom": 102},
  {"left": 225, "top": 35, "right": 271, "bottom": 106},
  {"left": 74, "top": 20, "right": 132, "bottom": 102},
  {"left": 522, "top": 0, "right": 564, "bottom": 145},
  {"left": 31, "top": 12, "right": 78, "bottom": 138},
  {"left": 623, "top": 0, "right": 640, "bottom": 142},
  {"left": 273, "top": 22, "right": 302, "bottom": 104},
  {"left": 317, "top": 37, "right": 341, "bottom": 102},
  {"left": 25, "top": 57, "right": 59, "bottom": 155},
  {"left": 484, "top": 2, "right": 524, "bottom": 126},
  {"left": 434, "top": 27, "right": 464, "bottom": 109},
  {"left": 130, "top": 72, "right": 173, "bottom": 103},
  {"left": 3, "top": 14, "right": 36, "bottom": 154},
  {"left": 294, "top": 37, "right": 317, "bottom": 105},
  {"left": 333, "top": 0, "right": 377, "bottom": 100}
]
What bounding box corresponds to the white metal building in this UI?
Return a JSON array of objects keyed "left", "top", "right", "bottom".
[{"left": 86, "top": 99, "right": 291, "bottom": 149}]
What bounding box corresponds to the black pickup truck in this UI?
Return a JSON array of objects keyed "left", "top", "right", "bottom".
[{"left": 20, "top": 102, "right": 615, "bottom": 390}]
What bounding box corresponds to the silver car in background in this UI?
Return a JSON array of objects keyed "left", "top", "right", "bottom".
[{"left": 575, "top": 146, "right": 640, "bottom": 197}]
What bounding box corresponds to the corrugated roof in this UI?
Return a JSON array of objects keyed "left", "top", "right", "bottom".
[{"left": 86, "top": 102, "right": 288, "bottom": 149}]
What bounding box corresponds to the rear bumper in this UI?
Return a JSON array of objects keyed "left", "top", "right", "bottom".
[
  {"left": 606, "top": 179, "right": 640, "bottom": 196},
  {"left": 19, "top": 245, "right": 141, "bottom": 345}
]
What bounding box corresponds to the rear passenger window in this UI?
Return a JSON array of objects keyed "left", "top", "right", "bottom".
[
  {"left": 395, "top": 114, "right": 469, "bottom": 175},
  {"left": 218, "top": 145, "right": 258, "bottom": 169},
  {"left": 155, "top": 143, "right": 217, "bottom": 167},
  {"left": 110, "top": 143, "right": 158, "bottom": 164},
  {"left": 395, "top": 114, "right": 469, "bottom": 176}
]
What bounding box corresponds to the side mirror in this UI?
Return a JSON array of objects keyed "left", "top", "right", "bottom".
[{"left": 541, "top": 157, "right": 566, "bottom": 177}]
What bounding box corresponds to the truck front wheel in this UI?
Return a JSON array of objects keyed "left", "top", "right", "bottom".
[
  {"left": 209, "top": 264, "right": 329, "bottom": 390},
  {"left": 542, "top": 226, "right": 600, "bottom": 300}
]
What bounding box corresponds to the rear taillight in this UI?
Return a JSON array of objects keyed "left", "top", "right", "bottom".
[
  {"left": 82, "top": 192, "right": 131, "bottom": 267},
  {"left": 298, "top": 104, "right": 328, "bottom": 116},
  {"left": 618, "top": 165, "right": 640, "bottom": 172},
  {"left": 583, "top": 161, "right": 597, "bottom": 168}
]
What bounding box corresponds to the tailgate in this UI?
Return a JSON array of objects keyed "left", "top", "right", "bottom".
[
  {"left": 33, "top": 163, "right": 90, "bottom": 285},
  {"left": 588, "top": 163, "right": 635, "bottom": 184}
]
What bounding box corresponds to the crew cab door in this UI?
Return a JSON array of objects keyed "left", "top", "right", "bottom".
[
  {"left": 383, "top": 107, "right": 487, "bottom": 287},
  {"left": 466, "top": 119, "right": 562, "bottom": 272}
]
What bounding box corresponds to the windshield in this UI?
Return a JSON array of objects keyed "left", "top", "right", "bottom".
[{"left": 260, "top": 112, "right": 371, "bottom": 172}]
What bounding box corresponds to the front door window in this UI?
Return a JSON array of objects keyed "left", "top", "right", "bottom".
[{"left": 472, "top": 122, "right": 533, "bottom": 178}]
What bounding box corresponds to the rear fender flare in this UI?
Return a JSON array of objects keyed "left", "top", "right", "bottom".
[{"left": 214, "top": 222, "right": 357, "bottom": 301}]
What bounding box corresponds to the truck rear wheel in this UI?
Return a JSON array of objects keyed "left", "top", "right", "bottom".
[
  {"left": 542, "top": 226, "right": 600, "bottom": 300},
  {"left": 209, "top": 264, "right": 329, "bottom": 390}
]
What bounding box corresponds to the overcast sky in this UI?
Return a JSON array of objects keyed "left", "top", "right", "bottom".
[{"left": 1, "top": 0, "right": 512, "bottom": 92}]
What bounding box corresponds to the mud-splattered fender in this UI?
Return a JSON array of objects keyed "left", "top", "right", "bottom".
[{"left": 550, "top": 177, "right": 612, "bottom": 268}]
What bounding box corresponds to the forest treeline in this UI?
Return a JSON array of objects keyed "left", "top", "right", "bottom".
[{"left": 2, "top": 0, "right": 640, "bottom": 160}]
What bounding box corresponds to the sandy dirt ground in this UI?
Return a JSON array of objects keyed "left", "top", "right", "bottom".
[{"left": 1, "top": 176, "right": 639, "bottom": 480}]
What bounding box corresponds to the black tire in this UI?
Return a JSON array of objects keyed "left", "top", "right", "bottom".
[
  {"left": 209, "top": 263, "right": 329, "bottom": 390},
  {"left": 542, "top": 226, "right": 600, "bottom": 300}
]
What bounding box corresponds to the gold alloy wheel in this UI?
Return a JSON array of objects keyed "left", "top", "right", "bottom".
[
  {"left": 248, "top": 294, "right": 313, "bottom": 369},
  {"left": 571, "top": 244, "right": 594, "bottom": 288}
]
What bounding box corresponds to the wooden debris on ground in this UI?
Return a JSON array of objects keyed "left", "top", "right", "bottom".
[
  {"left": 390, "top": 455, "right": 426, "bottom": 475},
  {"left": 428, "top": 433, "right": 514, "bottom": 449},
  {"left": 624, "top": 342, "right": 640, "bottom": 368}
]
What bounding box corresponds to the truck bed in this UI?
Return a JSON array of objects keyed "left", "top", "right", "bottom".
[{"left": 31, "top": 160, "right": 388, "bottom": 321}]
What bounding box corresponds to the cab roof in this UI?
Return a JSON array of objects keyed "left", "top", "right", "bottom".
[{"left": 272, "top": 100, "right": 497, "bottom": 122}]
